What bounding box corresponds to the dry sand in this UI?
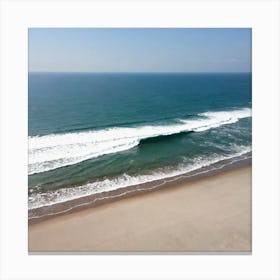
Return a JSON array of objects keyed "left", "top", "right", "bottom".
[{"left": 28, "top": 166, "right": 251, "bottom": 252}]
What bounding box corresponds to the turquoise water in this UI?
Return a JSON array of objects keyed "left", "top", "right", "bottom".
[{"left": 28, "top": 73, "right": 252, "bottom": 208}]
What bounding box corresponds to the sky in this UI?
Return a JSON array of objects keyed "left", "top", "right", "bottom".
[{"left": 29, "top": 28, "right": 251, "bottom": 73}]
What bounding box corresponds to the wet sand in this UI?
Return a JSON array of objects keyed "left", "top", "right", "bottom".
[{"left": 29, "top": 166, "right": 251, "bottom": 252}]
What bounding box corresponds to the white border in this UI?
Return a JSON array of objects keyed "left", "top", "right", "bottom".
[{"left": 0, "top": 0, "right": 279, "bottom": 279}]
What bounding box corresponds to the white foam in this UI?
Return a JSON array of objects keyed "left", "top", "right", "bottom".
[
  {"left": 180, "top": 108, "right": 251, "bottom": 132},
  {"left": 28, "top": 145, "right": 251, "bottom": 210},
  {"left": 28, "top": 108, "right": 251, "bottom": 174}
]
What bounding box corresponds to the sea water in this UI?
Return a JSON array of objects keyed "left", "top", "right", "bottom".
[{"left": 28, "top": 73, "right": 252, "bottom": 209}]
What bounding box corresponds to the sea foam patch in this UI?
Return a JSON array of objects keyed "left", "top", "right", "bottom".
[{"left": 28, "top": 146, "right": 251, "bottom": 210}]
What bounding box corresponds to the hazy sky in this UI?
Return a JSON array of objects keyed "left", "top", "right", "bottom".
[{"left": 29, "top": 28, "right": 251, "bottom": 73}]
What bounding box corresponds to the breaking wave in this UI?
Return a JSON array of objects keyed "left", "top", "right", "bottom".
[{"left": 28, "top": 108, "right": 251, "bottom": 175}]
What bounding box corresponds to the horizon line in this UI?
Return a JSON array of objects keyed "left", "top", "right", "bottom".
[{"left": 28, "top": 71, "right": 252, "bottom": 74}]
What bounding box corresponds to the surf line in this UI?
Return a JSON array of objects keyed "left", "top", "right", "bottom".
[{"left": 29, "top": 154, "right": 251, "bottom": 220}]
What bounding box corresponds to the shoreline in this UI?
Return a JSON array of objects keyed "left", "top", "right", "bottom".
[
  {"left": 29, "top": 164, "right": 252, "bottom": 252},
  {"left": 29, "top": 152, "right": 251, "bottom": 224}
]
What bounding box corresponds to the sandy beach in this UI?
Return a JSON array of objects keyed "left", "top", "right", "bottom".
[{"left": 28, "top": 166, "right": 251, "bottom": 252}]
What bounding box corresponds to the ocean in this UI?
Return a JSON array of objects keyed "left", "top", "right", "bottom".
[{"left": 28, "top": 72, "right": 252, "bottom": 214}]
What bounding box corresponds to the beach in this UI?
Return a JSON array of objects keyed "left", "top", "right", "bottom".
[{"left": 29, "top": 165, "right": 251, "bottom": 252}]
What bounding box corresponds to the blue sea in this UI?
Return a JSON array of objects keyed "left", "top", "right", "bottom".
[{"left": 28, "top": 72, "right": 252, "bottom": 210}]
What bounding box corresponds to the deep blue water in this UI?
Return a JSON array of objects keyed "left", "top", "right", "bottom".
[{"left": 28, "top": 73, "right": 252, "bottom": 208}]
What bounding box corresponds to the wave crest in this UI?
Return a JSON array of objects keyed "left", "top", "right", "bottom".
[{"left": 28, "top": 108, "right": 251, "bottom": 174}]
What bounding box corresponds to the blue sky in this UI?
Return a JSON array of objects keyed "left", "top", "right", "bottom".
[{"left": 29, "top": 28, "right": 251, "bottom": 73}]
